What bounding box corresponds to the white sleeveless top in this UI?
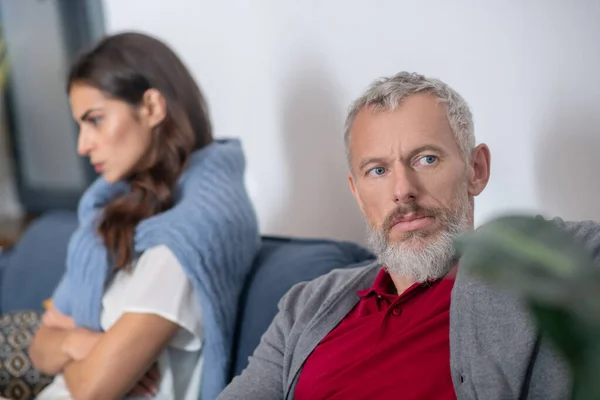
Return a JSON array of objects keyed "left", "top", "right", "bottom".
[{"left": 37, "top": 245, "right": 204, "bottom": 400}]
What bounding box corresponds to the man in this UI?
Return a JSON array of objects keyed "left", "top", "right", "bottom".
[{"left": 218, "top": 72, "right": 600, "bottom": 399}]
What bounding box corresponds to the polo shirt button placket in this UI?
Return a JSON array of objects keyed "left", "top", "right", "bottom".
[{"left": 392, "top": 307, "right": 402, "bottom": 316}]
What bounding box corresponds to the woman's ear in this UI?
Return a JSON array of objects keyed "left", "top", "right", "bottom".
[
  {"left": 139, "top": 89, "right": 167, "bottom": 129},
  {"left": 468, "top": 143, "right": 491, "bottom": 197}
]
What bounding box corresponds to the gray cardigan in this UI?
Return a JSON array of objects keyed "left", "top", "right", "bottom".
[{"left": 219, "top": 218, "right": 600, "bottom": 399}]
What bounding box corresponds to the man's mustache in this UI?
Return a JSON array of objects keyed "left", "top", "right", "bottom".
[{"left": 382, "top": 203, "right": 440, "bottom": 234}]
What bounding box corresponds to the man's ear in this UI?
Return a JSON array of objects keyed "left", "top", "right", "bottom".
[
  {"left": 467, "top": 143, "right": 491, "bottom": 196},
  {"left": 139, "top": 89, "right": 167, "bottom": 129}
]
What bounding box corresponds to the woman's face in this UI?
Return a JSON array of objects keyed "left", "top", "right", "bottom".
[{"left": 69, "top": 83, "right": 160, "bottom": 183}]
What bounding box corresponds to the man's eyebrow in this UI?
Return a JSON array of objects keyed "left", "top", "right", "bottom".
[
  {"left": 406, "top": 144, "right": 447, "bottom": 160},
  {"left": 358, "top": 157, "right": 390, "bottom": 171}
]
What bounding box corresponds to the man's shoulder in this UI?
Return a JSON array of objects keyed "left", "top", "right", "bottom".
[
  {"left": 308, "top": 261, "right": 380, "bottom": 288},
  {"left": 548, "top": 216, "right": 600, "bottom": 262},
  {"left": 279, "top": 261, "right": 381, "bottom": 311}
]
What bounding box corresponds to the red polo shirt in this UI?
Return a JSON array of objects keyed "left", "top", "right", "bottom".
[{"left": 295, "top": 268, "right": 456, "bottom": 400}]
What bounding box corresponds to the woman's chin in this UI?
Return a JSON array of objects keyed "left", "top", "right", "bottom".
[{"left": 101, "top": 171, "right": 122, "bottom": 183}]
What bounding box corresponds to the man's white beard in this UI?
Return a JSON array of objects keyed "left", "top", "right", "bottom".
[{"left": 366, "top": 194, "right": 470, "bottom": 283}]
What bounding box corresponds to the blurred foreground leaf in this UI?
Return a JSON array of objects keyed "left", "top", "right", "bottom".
[{"left": 455, "top": 215, "right": 600, "bottom": 400}]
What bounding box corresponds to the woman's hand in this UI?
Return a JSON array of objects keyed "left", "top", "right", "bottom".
[
  {"left": 42, "top": 307, "right": 76, "bottom": 330},
  {"left": 61, "top": 328, "right": 103, "bottom": 361},
  {"left": 128, "top": 363, "right": 160, "bottom": 398},
  {"left": 31, "top": 306, "right": 78, "bottom": 375}
]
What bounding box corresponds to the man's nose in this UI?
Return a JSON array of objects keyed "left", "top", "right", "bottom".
[{"left": 392, "top": 165, "right": 420, "bottom": 205}]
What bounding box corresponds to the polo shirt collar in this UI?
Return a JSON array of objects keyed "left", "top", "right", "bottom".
[{"left": 357, "top": 265, "right": 458, "bottom": 300}]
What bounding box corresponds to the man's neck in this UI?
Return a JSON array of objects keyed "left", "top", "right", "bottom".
[
  {"left": 389, "top": 263, "right": 459, "bottom": 295},
  {"left": 389, "top": 274, "right": 417, "bottom": 295}
]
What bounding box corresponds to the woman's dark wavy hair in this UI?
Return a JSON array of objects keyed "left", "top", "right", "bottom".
[{"left": 67, "top": 32, "right": 213, "bottom": 269}]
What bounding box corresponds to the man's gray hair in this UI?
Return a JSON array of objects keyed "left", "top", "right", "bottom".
[{"left": 344, "top": 72, "right": 475, "bottom": 164}]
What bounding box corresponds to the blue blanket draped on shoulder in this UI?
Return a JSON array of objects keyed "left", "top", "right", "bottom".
[{"left": 51, "top": 138, "right": 261, "bottom": 400}]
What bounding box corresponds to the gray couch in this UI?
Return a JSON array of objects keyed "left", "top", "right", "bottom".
[{"left": 0, "top": 210, "right": 374, "bottom": 397}]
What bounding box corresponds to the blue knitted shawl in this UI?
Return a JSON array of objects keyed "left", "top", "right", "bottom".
[{"left": 52, "top": 139, "right": 260, "bottom": 400}]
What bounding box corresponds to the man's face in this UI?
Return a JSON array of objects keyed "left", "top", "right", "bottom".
[{"left": 348, "top": 93, "right": 489, "bottom": 282}]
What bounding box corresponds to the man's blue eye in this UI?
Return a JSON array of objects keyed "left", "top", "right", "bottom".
[
  {"left": 369, "top": 167, "right": 386, "bottom": 176},
  {"left": 418, "top": 155, "right": 438, "bottom": 165}
]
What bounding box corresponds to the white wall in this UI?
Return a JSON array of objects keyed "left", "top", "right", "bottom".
[{"left": 102, "top": 0, "right": 600, "bottom": 244}]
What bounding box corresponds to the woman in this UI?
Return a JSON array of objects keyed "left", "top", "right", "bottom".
[{"left": 30, "top": 32, "right": 260, "bottom": 400}]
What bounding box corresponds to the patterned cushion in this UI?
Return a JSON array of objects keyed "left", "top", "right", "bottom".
[{"left": 0, "top": 311, "right": 52, "bottom": 399}]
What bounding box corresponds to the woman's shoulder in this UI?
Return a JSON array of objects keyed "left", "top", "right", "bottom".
[
  {"left": 141, "top": 244, "right": 176, "bottom": 258},
  {"left": 134, "top": 245, "right": 182, "bottom": 274}
]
